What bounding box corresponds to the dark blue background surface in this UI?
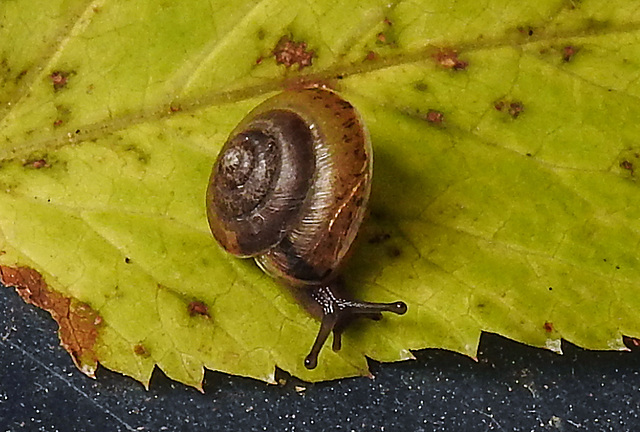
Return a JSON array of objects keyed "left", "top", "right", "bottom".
[{"left": 2, "top": 283, "right": 639, "bottom": 431}]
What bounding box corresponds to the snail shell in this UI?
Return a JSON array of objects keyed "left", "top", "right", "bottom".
[{"left": 206, "top": 88, "right": 406, "bottom": 369}]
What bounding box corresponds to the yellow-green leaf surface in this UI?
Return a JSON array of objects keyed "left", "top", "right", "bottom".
[{"left": 2, "top": 0, "right": 640, "bottom": 389}]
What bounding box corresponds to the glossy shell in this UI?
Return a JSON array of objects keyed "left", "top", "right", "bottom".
[{"left": 206, "top": 88, "right": 372, "bottom": 285}]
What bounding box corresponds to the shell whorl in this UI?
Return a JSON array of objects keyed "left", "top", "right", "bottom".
[{"left": 207, "top": 109, "right": 315, "bottom": 257}]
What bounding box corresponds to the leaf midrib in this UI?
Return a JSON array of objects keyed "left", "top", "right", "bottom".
[{"left": 3, "top": 20, "right": 639, "bottom": 162}]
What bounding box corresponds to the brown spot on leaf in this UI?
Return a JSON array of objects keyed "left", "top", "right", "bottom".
[
  {"left": 50, "top": 71, "right": 70, "bottom": 91},
  {"left": 563, "top": 46, "right": 577, "bottom": 62},
  {"left": 518, "top": 26, "right": 535, "bottom": 36},
  {"left": 376, "top": 32, "right": 387, "bottom": 43},
  {"left": 508, "top": 102, "right": 524, "bottom": 118},
  {"left": 0, "top": 266, "right": 100, "bottom": 377},
  {"left": 169, "top": 104, "right": 181, "bottom": 113},
  {"left": 16, "top": 69, "right": 28, "bottom": 84},
  {"left": 188, "top": 300, "right": 210, "bottom": 318},
  {"left": 273, "top": 36, "right": 314, "bottom": 69},
  {"left": 433, "top": 48, "right": 468, "bottom": 70},
  {"left": 365, "top": 51, "right": 378, "bottom": 61},
  {"left": 495, "top": 99, "right": 524, "bottom": 119},
  {"left": 24, "top": 159, "right": 50, "bottom": 169},
  {"left": 54, "top": 104, "right": 72, "bottom": 125},
  {"left": 543, "top": 321, "right": 554, "bottom": 333},
  {"left": 134, "top": 344, "right": 151, "bottom": 357},
  {"left": 620, "top": 160, "right": 634, "bottom": 175},
  {"left": 383, "top": 17, "right": 393, "bottom": 26},
  {"left": 426, "top": 109, "right": 444, "bottom": 124}
]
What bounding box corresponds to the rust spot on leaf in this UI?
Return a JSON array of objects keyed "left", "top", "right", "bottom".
[
  {"left": 0, "top": 266, "right": 100, "bottom": 377},
  {"left": 517, "top": 26, "right": 535, "bottom": 37},
  {"left": 563, "top": 46, "right": 577, "bottom": 62},
  {"left": 543, "top": 321, "right": 554, "bottom": 333},
  {"left": 365, "top": 51, "right": 378, "bottom": 61},
  {"left": 620, "top": 160, "right": 634, "bottom": 175},
  {"left": 273, "top": 36, "right": 314, "bottom": 70},
  {"left": 433, "top": 48, "right": 468, "bottom": 70},
  {"left": 54, "top": 104, "right": 72, "bottom": 126},
  {"left": 50, "top": 71, "right": 71, "bottom": 91},
  {"left": 188, "top": 300, "right": 210, "bottom": 318},
  {"left": 508, "top": 102, "right": 524, "bottom": 118},
  {"left": 426, "top": 109, "right": 445, "bottom": 124},
  {"left": 24, "top": 159, "right": 50, "bottom": 169},
  {"left": 134, "top": 344, "right": 151, "bottom": 357},
  {"left": 16, "top": 69, "right": 28, "bottom": 84},
  {"left": 495, "top": 99, "right": 525, "bottom": 119}
]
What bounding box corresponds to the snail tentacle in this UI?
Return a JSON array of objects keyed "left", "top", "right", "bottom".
[{"left": 304, "top": 284, "right": 407, "bottom": 370}]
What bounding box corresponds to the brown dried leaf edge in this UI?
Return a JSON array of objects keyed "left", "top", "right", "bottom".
[{"left": 0, "top": 266, "right": 100, "bottom": 377}]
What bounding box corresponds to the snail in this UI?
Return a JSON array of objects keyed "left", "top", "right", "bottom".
[{"left": 206, "top": 87, "right": 407, "bottom": 369}]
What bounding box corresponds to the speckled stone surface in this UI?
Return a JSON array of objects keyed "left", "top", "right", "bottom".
[{"left": 1, "top": 284, "right": 639, "bottom": 431}]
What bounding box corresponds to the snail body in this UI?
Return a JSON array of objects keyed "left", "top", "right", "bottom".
[{"left": 206, "top": 88, "right": 406, "bottom": 369}]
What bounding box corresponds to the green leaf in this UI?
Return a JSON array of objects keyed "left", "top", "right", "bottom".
[{"left": 2, "top": 0, "right": 640, "bottom": 388}]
